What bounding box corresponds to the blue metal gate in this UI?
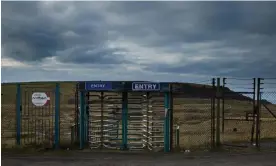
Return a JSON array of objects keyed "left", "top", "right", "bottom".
[{"left": 16, "top": 83, "right": 60, "bottom": 149}]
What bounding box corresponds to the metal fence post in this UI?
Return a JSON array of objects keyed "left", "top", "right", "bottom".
[
  {"left": 175, "top": 125, "right": 180, "bottom": 149},
  {"left": 216, "top": 78, "right": 221, "bottom": 147},
  {"left": 250, "top": 78, "right": 256, "bottom": 145},
  {"left": 122, "top": 91, "right": 128, "bottom": 150},
  {"left": 169, "top": 84, "right": 174, "bottom": 151},
  {"left": 211, "top": 78, "right": 216, "bottom": 149},
  {"left": 222, "top": 78, "right": 226, "bottom": 133},
  {"left": 255, "top": 78, "right": 261, "bottom": 148},
  {"left": 16, "top": 83, "right": 21, "bottom": 146},
  {"left": 79, "top": 90, "right": 85, "bottom": 149},
  {"left": 164, "top": 91, "right": 170, "bottom": 152},
  {"left": 54, "top": 83, "right": 60, "bottom": 149}
]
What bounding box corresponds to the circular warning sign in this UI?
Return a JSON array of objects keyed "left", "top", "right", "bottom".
[{"left": 32, "top": 92, "right": 50, "bottom": 106}]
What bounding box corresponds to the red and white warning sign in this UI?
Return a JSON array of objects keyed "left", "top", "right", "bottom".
[{"left": 32, "top": 92, "right": 50, "bottom": 106}]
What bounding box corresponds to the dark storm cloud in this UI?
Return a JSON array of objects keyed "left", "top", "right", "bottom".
[
  {"left": 2, "top": 1, "right": 276, "bottom": 79},
  {"left": 106, "top": 1, "right": 276, "bottom": 47},
  {"left": 1, "top": 1, "right": 117, "bottom": 64}
]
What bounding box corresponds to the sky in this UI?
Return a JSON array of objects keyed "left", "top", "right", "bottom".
[{"left": 1, "top": 1, "right": 276, "bottom": 97}]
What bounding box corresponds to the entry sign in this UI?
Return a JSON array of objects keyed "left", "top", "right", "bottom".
[
  {"left": 32, "top": 92, "right": 50, "bottom": 106},
  {"left": 85, "top": 81, "right": 112, "bottom": 91},
  {"left": 132, "top": 82, "right": 160, "bottom": 91}
]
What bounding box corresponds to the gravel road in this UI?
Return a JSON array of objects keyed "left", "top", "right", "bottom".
[{"left": 2, "top": 151, "right": 276, "bottom": 166}]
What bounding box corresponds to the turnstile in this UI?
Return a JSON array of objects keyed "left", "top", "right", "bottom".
[
  {"left": 88, "top": 92, "right": 122, "bottom": 149},
  {"left": 76, "top": 81, "right": 172, "bottom": 152},
  {"left": 86, "top": 92, "right": 165, "bottom": 151}
]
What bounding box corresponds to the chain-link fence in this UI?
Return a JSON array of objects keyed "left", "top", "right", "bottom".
[
  {"left": 1, "top": 82, "right": 77, "bottom": 149},
  {"left": 59, "top": 83, "right": 77, "bottom": 148},
  {"left": 1, "top": 83, "right": 17, "bottom": 148},
  {"left": 221, "top": 78, "right": 256, "bottom": 147},
  {"left": 259, "top": 78, "right": 276, "bottom": 150},
  {"left": 2, "top": 79, "right": 275, "bottom": 152},
  {"left": 171, "top": 79, "right": 215, "bottom": 151}
]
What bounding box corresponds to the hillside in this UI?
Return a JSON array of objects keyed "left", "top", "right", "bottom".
[
  {"left": 172, "top": 83, "right": 255, "bottom": 102},
  {"left": 1, "top": 81, "right": 256, "bottom": 104}
]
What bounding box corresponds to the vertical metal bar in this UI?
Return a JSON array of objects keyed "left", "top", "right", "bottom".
[
  {"left": 41, "top": 92, "right": 44, "bottom": 145},
  {"left": 25, "top": 89, "right": 28, "bottom": 145},
  {"left": 255, "top": 78, "right": 261, "bottom": 148},
  {"left": 169, "top": 84, "right": 174, "bottom": 151},
  {"left": 122, "top": 91, "right": 128, "bottom": 150},
  {"left": 16, "top": 83, "right": 21, "bottom": 145},
  {"left": 146, "top": 92, "right": 149, "bottom": 149},
  {"left": 54, "top": 83, "right": 60, "bottom": 149},
  {"left": 52, "top": 92, "right": 55, "bottom": 147},
  {"left": 79, "top": 90, "right": 85, "bottom": 149},
  {"left": 48, "top": 92, "right": 52, "bottom": 146},
  {"left": 251, "top": 78, "right": 256, "bottom": 144},
  {"left": 216, "top": 78, "right": 221, "bottom": 147},
  {"left": 33, "top": 89, "right": 37, "bottom": 145},
  {"left": 22, "top": 90, "right": 25, "bottom": 145},
  {"left": 75, "top": 83, "right": 79, "bottom": 141},
  {"left": 100, "top": 92, "right": 104, "bottom": 148},
  {"left": 176, "top": 125, "right": 180, "bottom": 148},
  {"left": 211, "top": 78, "right": 216, "bottom": 148},
  {"left": 84, "top": 93, "right": 88, "bottom": 144},
  {"left": 164, "top": 91, "right": 170, "bottom": 152},
  {"left": 222, "top": 78, "right": 226, "bottom": 133}
]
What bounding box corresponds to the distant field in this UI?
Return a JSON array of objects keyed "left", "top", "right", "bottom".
[{"left": 2, "top": 82, "right": 276, "bottom": 150}]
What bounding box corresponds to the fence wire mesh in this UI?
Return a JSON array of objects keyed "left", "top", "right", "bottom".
[
  {"left": 59, "top": 83, "right": 77, "bottom": 148},
  {"left": 260, "top": 78, "right": 276, "bottom": 150},
  {"left": 2, "top": 78, "right": 274, "bottom": 152},
  {"left": 171, "top": 79, "right": 214, "bottom": 151},
  {"left": 221, "top": 78, "right": 256, "bottom": 147},
  {"left": 1, "top": 83, "right": 17, "bottom": 148}
]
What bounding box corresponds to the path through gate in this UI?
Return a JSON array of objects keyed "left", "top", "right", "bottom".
[{"left": 16, "top": 83, "right": 60, "bottom": 149}]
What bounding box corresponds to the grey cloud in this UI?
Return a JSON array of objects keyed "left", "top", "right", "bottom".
[
  {"left": 2, "top": 1, "right": 276, "bottom": 80},
  {"left": 146, "top": 56, "right": 276, "bottom": 78},
  {"left": 56, "top": 46, "right": 130, "bottom": 65},
  {"left": 1, "top": 1, "right": 118, "bottom": 65}
]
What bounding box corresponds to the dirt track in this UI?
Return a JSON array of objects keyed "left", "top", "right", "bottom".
[{"left": 2, "top": 151, "right": 276, "bottom": 166}]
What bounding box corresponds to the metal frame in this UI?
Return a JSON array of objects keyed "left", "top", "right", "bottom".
[
  {"left": 16, "top": 83, "right": 60, "bottom": 149},
  {"left": 76, "top": 81, "right": 172, "bottom": 152}
]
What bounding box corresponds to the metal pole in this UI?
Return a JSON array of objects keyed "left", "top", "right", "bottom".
[
  {"left": 255, "top": 78, "right": 261, "bottom": 148},
  {"left": 164, "top": 91, "right": 170, "bottom": 152},
  {"left": 54, "top": 83, "right": 60, "bottom": 149},
  {"left": 251, "top": 78, "right": 256, "bottom": 144},
  {"left": 169, "top": 84, "right": 174, "bottom": 151},
  {"left": 16, "top": 83, "right": 21, "bottom": 145},
  {"left": 146, "top": 92, "right": 150, "bottom": 149},
  {"left": 100, "top": 92, "right": 104, "bottom": 148},
  {"left": 222, "top": 78, "right": 226, "bottom": 133},
  {"left": 122, "top": 91, "right": 128, "bottom": 150},
  {"left": 216, "top": 78, "right": 221, "bottom": 147},
  {"left": 175, "top": 125, "right": 180, "bottom": 148},
  {"left": 79, "top": 90, "right": 85, "bottom": 149},
  {"left": 211, "top": 78, "right": 216, "bottom": 148},
  {"left": 84, "top": 93, "right": 88, "bottom": 144},
  {"left": 75, "top": 83, "right": 79, "bottom": 142}
]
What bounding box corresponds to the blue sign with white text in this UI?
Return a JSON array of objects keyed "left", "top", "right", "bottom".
[
  {"left": 132, "top": 82, "right": 160, "bottom": 91},
  {"left": 85, "top": 82, "right": 112, "bottom": 91}
]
